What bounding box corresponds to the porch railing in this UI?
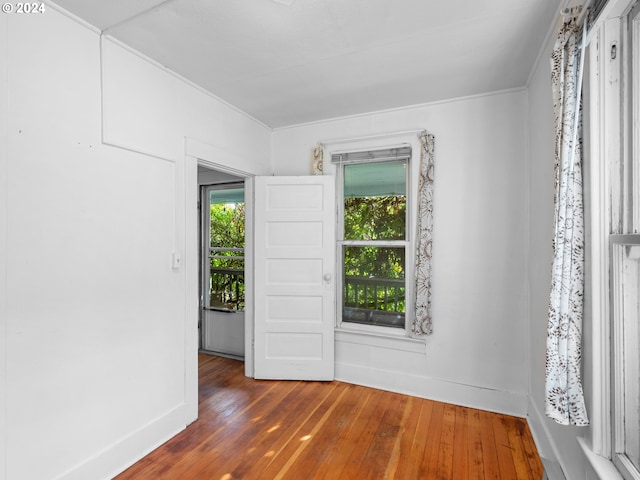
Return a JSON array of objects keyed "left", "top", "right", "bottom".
[
  {"left": 343, "top": 275, "right": 405, "bottom": 312},
  {"left": 209, "top": 267, "right": 244, "bottom": 310},
  {"left": 209, "top": 269, "right": 404, "bottom": 320},
  {"left": 343, "top": 275, "right": 405, "bottom": 328}
]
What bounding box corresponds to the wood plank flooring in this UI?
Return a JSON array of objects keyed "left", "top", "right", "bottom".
[{"left": 115, "top": 354, "right": 543, "bottom": 479}]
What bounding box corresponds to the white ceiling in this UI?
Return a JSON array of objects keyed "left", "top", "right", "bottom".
[{"left": 53, "top": 0, "right": 564, "bottom": 128}]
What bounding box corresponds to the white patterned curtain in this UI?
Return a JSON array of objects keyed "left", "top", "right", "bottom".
[
  {"left": 545, "top": 19, "right": 589, "bottom": 426},
  {"left": 312, "top": 144, "right": 324, "bottom": 175},
  {"left": 413, "top": 133, "right": 435, "bottom": 336}
]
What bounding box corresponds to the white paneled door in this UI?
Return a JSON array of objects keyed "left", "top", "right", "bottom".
[{"left": 253, "top": 176, "right": 335, "bottom": 380}]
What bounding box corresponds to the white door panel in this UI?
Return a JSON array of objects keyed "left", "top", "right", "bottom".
[{"left": 254, "top": 176, "right": 335, "bottom": 380}]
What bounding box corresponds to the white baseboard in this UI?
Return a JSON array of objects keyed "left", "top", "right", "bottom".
[
  {"left": 527, "top": 397, "right": 560, "bottom": 463},
  {"left": 335, "top": 361, "right": 528, "bottom": 417},
  {"left": 527, "top": 397, "right": 573, "bottom": 480},
  {"left": 53, "top": 404, "right": 186, "bottom": 480},
  {"left": 541, "top": 457, "right": 567, "bottom": 480}
]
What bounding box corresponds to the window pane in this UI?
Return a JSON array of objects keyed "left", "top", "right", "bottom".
[
  {"left": 343, "top": 160, "right": 406, "bottom": 240},
  {"left": 208, "top": 189, "right": 245, "bottom": 310},
  {"left": 618, "top": 243, "right": 640, "bottom": 472},
  {"left": 209, "top": 261, "right": 244, "bottom": 310},
  {"left": 342, "top": 246, "right": 405, "bottom": 328},
  {"left": 209, "top": 189, "right": 245, "bottom": 249}
]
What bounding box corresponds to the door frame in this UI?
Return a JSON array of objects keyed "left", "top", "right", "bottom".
[
  {"left": 184, "top": 142, "right": 260, "bottom": 424},
  {"left": 193, "top": 158, "right": 256, "bottom": 379}
]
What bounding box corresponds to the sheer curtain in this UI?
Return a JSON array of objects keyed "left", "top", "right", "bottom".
[
  {"left": 413, "top": 133, "right": 435, "bottom": 336},
  {"left": 545, "top": 19, "right": 589, "bottom": 426}
]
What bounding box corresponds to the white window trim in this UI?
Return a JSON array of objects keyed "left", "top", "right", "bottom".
[
  {"left": 322, "top": 132, "right": 423, "bottom": 338},
  {"left": 586, "top": 0, "right": 639, "bottom": 477},
  {"left": 630, "top": 1, "right": 640, "bottom": 232},
  {"left": 579, "top": 438, "right": 624, "bottom": 480},
  {"left": 586, "top": 14, "right": 616, "bottom": 460}
]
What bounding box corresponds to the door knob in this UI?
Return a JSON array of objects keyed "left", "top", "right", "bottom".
[{"left": 323, "top": 273, "right": 332, "bottom": 283}]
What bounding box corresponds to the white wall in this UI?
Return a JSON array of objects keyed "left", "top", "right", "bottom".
[
  {"left": 272, "top": 90, "right": 530, "bottom": 416},
  {"left": 101, "top": 38, "right": 271, "bottom": 175},
  {"left": 2, "top": 6, "right": 269, "bottom": 480}
]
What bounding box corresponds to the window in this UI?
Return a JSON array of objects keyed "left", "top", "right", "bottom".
[
  {"left": 202, "top": 184, "right": 245, "bottom": 311},
  {"left": 334, "top": 147, "right": 411, "bottom": 330},
  {"left": 611, "top": 2, "right": 640, "bottom": 478},
  {"left": 611, "top": 237, "right": 640, "bottom": 478}
]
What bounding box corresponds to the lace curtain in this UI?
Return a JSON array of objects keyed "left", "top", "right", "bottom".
[{"left": 545, "top": 19, "right": 589, "bottom": 426}]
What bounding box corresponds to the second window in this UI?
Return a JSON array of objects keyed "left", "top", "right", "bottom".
[{"left": 335, "top": 147, "right": 411, "bottom": 330}]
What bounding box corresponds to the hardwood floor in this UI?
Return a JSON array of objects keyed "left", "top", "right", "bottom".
[{"left": 115, "top": 354, "right": 543, "bottom": 479}]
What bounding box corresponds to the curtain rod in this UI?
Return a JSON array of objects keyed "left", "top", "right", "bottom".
[
  {"left": 561, "top": 0, "right": 592, "bottom": 25},
  {"left": 319, "top": 129, "right": 426, "bottom": 147}
]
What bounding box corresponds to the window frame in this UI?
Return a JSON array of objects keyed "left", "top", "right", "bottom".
[
  {"left": 611, "top": 2, "right": 640, "bottom": 478},
  {"left": 586, "top": 0, "right": 640, "bottom": 478},
  {"left": 611, "top": 235, "right": 640, "bottom": 479},
  {"left": 333, "top": 145, "right": 415, "bottom": 337},
  {"left": 200, "top": 182, "right": 246, "bottom": 312}
]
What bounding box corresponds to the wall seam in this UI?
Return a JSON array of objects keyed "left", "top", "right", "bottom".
[
  {"left": 272, "top": 87, "right": 528, "bottom": 132},
  {"left": 524, "top": 86, "right": 533, "bottom": 416}
]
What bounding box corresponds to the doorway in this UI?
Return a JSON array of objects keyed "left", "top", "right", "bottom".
[{"left": 197, "top": 165, "right": 246, "bottom": 361}]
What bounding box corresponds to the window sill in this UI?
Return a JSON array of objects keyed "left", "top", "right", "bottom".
[
  {"left": 335, "top": 326, "right": 425, "bottom": 353},
  {"left": 204, "top": 307, "right": 243, "bottom": 313},
  {"left": 338, "top": 320, "right": 407, "bottom": 336},
  {"left": 577, "top": 437, "right": 623, "bottom": 480}
]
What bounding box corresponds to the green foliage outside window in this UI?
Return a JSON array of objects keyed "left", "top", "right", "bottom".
[
  {"left": 343, "top": 195, "right": 406, "bottom": 316},
  {"left": 344, "top": 195, "right": 406, "bottom": 242},
  {"left": 209, "top": 202, "right": 245, "bottom": 310},
  {"left": 210, "top": 203, "right": 244, "bottom": 247},
  {"left": 207, "top": 193, "right": 407, "bottom": 315},
  {"left": 343, "top": 196, "right": 405, "bottom": 279}
]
